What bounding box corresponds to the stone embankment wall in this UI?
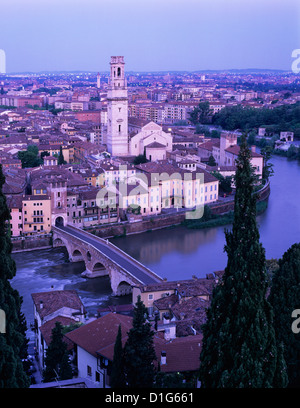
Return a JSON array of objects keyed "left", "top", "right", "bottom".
[{"left": 12, "top": 182, "right": 270, "bottom": 250}]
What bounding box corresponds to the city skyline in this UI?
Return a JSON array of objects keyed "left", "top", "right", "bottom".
[{"left": 1, "top": 0, "right": 299, "bottom": 73}]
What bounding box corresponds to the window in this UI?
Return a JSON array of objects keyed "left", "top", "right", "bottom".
[
  {"left": 87, "top": 366, "right": 92, "bottom": 377},
  {"left": 148, "top": 294, "right": 153, "bottom": 300}
]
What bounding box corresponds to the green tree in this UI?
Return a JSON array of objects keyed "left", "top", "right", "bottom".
[
  {"left": 40, "top": 151, "right": 50, "bottom": 160},
  {"left": 190, "top": 102, "right": 212, "bottom": 125},
  {"left": 269, "top": 243, "right": 300, "bottom": 387},
  {"left": 199, "top": 135, "right": 287, "bottom": 388},
  {"left": 110, "top": 324, "right": 126, "bottom": 388},
  {"left": 18, "top": 145, "right": 43, "bottom": 168},
  {"left": 287, "top": 144, "right": 298, "bottom": 159},
  {"left": 207, "top": 155, "right": 217, "bottom": 167},
  {"left": 43, "top": 321, "right": 73, "bottom": 383},
  {"left": 260, "top": 145, "right": 274, "bottom": 182},
  {"left": 123, "top": 296, "right": 157, "bottom": 388},
  {"left": 133, "top": 154, "right": 147, "bottom": 165},
  {"left": 247, "top": 131, "right": 256, "bottom": 146},
  {"left": 155, "top": 372, "right": 189, "bottom": 388},
  {"left": 58, "top": 145, "right": 66, "bottom": 165},
  {"left": 0, "top": 164, "right": 30, "bottom": 388},
  {"left": 211, "top": 172, "right": 233, "bottom": 194}
]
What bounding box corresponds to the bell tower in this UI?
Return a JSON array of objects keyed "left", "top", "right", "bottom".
[{"left": 106, "top": 56, "right": 128, "bottom": 156}]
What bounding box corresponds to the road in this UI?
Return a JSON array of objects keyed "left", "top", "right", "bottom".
[{"left": 57, "top": 225, "right": 162, "bottom": 285}]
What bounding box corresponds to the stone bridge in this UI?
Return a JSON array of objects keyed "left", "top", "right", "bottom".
[{"left": 52, "top": 225, "right": 163, "bottom": 296}]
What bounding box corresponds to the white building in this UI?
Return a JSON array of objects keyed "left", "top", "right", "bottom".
[
  {"left": 129, "top": 121, "right": 173, "bottom": 161},
  {"left": 31, "top": 290, "right": 85, "bottom": 370}
]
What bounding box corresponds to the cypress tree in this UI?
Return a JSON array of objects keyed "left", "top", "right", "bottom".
[
  {"left": 110, "top": 324, "right": 126, "bottom": 388},
  {"left": 123, "top": 296, "right": 157, "bottom": 388},
  {"left": 0, "top": 164, "right": 30, "bottom": 388},
  {"left": 43, "top": 321, "right": 72, "bottom": 383},
  {"left": 58, "top": 146, "right": 65, "bottom": 165},
  {"left": 199, "top": 135, "right": 287, "bottom": 388},
  {"left": 269, "top": 243, "right": 300, "bottom": 387}
]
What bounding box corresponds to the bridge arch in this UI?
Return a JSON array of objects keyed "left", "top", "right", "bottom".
[
  {"left": 53, "top": 238, "right": 64, "bottom": 247},
  {"left": 116, "top": 281, "right": 132, "bottom": 296},
  {"left": 91, "top": 261, "right": 108, "bottom": 277},
  {"left": 72, "top": 249, "right": 84, "bottom": 262},
  {"left": 55, "top": 215, "right": 66, "bottom": 227},
  {"left": 92, "top": 261, "right": 106, "bottom": 271}
]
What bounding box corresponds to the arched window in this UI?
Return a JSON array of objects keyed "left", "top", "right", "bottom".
[{"left": 117, "top": 67, "right": 121, "bottom": 77}]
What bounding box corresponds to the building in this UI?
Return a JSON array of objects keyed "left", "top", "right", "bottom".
[
  {"left": 31, "top": 290, "right": 85, "bottom": 370},
  {"left": 106, "top": 56, "right": 129, "bottom": 156},
  {"left": 22, "top": 195, "right": 52, "bottom": 236},
  {"left": 65, "top": 312, "right": 203, "bottom": 388},
  {"left": 7, "top": 195, "right": 23, "bottom": 237},
  {"left": 129, "top": 120, "right": 173, "bottom": 161},
  {"left": 203, "top": 132, "right": 264, "bottom": 178}
]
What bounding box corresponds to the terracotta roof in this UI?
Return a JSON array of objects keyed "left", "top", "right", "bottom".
[
  {"left": 39, "top": 316, "right": 77, "bottom": 347},
  {"left": 225, "top": 144, "right": 263, "bottom": 158},
  {"left": 31, "top": 290, "right": 85, "bottom": 320},
  {"left": 65, "top": 313, "right": 133, "bottom": 358},
  {"left": 136, "top": 277, "right": 217, "bottom": 296},
  {"left": 153, "top": 294, "right": 179, "bottom": 310},
  {"left": 146, "top": 141, "right": 166, "bottom": 149},
  {"left": 65, "top": 312, "right": 203, "bottom": 373},
  {"left": 198, "top": 139, "right": 220, "bottom": 151},
  {"left": 154, "top": 334, "right": 203, "bottom": 373}
]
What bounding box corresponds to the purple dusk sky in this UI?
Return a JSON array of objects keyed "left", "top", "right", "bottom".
[{"left": 0, "top": 0, "right": 299, "bottom": 73}]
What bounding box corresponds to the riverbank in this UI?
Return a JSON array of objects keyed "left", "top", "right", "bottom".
[
  {"left": 183, "top": 199, "right": 268, "bottom": 230},
  {"left": 11, "top": 181, "right": 270, "bottom": 252}
]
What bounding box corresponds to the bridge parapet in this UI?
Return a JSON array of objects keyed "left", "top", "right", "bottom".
[
  {"left": 52, "top": 225, "right": 163, "bottom": 296},
  {"left": 53, "top": 225, "right": 163, "bottom": 283}
]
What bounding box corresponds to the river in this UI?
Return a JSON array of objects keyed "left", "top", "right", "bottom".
[{"left": 11, "top": 154, "right": 300, "bottom": 339}]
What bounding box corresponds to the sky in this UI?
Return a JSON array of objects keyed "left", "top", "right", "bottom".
[{"left": 0, "top": 0, "right": 299, "bottom": 73}]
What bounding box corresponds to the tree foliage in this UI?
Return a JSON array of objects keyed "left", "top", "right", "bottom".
[
  {"left": 110, "top": 324, "right": 126, "bottom": 388},
  {"left": 199, "top": 135, "right": 288, "bottom": 388},
  {"left": 0, "top": 164, "right": 30, "bottom": 388},
  {"left": 212, "top": 102, "right": 300, "bottom": 137},
  {"left": 58, "top": 146, "right": 66, "bottom": 165},
  {"left": 42, "top": 321, "right": 73, "bottom": 383},
  {"left": 18, "top": 145, "right": 43, "bottom": 168},
  {"left": 190, "top": 102, "right": 212, "bottom": 125},
  {"left": 123, "top": 296, "right": 157, "bottom": 388},
  {"left": 269, "top": 243, "right": 300, "bottom": 387}
]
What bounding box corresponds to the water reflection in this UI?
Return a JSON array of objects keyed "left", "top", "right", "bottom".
[{"left": 11, "top": 154, "right": 300, "bottom": 334}]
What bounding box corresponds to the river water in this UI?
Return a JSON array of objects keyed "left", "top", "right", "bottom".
[{"left": 11, "top": 154, "right": 300, "bottom": 339}]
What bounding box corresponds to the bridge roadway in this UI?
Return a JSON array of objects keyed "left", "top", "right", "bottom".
[{"left": 56, "top": 225, "right": 163, "bottom": 286}]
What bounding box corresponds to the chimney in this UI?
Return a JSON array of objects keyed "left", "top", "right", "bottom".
[
  {"left": 251, "top": 145, "right": 256, "bottom": 153},
  {"left": 161, "top": 351, "right": 167, "bottom": 365}
]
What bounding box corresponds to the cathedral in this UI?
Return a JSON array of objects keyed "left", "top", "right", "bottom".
[{"left": 106, "top": 56, "right": 172, "bottom": 159}]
